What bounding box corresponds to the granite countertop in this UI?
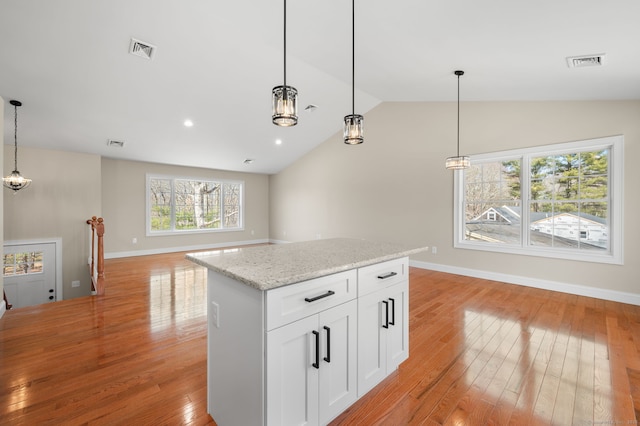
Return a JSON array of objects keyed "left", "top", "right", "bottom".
[{"left": 186, "top": 238, "right": 428, "bottom": 291}]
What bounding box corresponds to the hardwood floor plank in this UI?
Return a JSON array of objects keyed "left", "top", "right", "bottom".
[{"left": 2, "top": 252, "right": 639, "bottom": 425}]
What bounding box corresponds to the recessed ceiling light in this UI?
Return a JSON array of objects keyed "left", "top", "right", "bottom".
[
  {"left": 184, "top": 119, "right": 194, "bottom": 127},
  {"left": 275, "top": 139, "right": 283, "bottom": 145}
]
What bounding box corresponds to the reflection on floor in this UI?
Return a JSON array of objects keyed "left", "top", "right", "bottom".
[{"left": 1, "top": 249, "right": 639, "bottom": 425}]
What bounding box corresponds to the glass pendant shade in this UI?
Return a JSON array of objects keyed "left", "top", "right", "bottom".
[
  {"left": 272, "top": 85, "right": 298, "bottom": 127},
  {"left": 3, "top": 100, "right": 32, "bottom": 192},
  {"left": 343, "top": 114, "right": 364, "bottom": 145},
  {"left": 445, "top": 155, "right": 471, "bottom": 170},
  {"left": 3, "top": 170, "right": 32, "bottom": 191}
]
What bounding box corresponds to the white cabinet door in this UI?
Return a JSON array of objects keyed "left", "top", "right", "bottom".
[
  {"left": 267, "top": 299, "right": 357, "bottom": 426},
  {"left": 357, "top": 281, "right": 409, "bottom": 397},
  {"left": 386, "top": 281, "right": 409, "bottom": 371},
  {"left": 267, "top": 314, "right": 320, "bottom": 426},
  {"left": 318, "top": 300, "right": 357, "bottom": 425},
  {"left": 357, "top": 290, "right": 387, "bottom": 396}
]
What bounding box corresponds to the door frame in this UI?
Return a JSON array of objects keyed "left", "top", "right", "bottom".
[{"left": 4, "top": 238, "right": 63, "bottom": 302}]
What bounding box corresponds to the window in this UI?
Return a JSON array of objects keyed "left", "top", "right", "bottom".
[
  {"left": 147, "top": 175, "right": 243, "bottom": 235},
  {"left": 454, "top": 136, "right": 623, "bottom": 264},
  {"left": 3, "top": 252, "right": 44, "bottom": 276}
]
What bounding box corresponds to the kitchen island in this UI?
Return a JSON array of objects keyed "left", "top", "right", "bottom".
[{"left": 187, "top": 238, "right": 426, "bottom": 426}]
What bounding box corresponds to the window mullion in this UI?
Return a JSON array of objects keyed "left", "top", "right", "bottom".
[
  {"left": 170, "top": 178, "right": 176, "bottom": 232},
  {"left": 521, "top": 155, "right": 530, "bottom": 249}
]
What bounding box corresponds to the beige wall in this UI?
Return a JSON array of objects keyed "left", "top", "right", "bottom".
[
  {"left": 101, "top": 158, "right": 269, "bottom": 255},
  {"left": 3, "top": 146, "right": 102, "bottom": 299},
  {"left": 269, "top": 101, "right": 640, "bottom": 296}
]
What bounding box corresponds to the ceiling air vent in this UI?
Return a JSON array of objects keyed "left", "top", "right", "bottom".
[
  {"left": 107, "top": 140, "right": 125, "bottom": 148},
  {"left": 129, "top": 38, "right": 156, "bottom": 60},
  {"left": 566, "top": 54, "right": 606, "bottom": 68}
]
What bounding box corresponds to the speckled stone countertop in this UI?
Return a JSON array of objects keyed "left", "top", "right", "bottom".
[{"left": 186, "top": 238, "right": 428, "bottom": 291}]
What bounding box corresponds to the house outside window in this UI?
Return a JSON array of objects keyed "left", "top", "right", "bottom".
[
  {"left": 453, "top": 135, "right": 623, "bottom": 264},
  {"left": 147, "top": 175, "right": 243, "bottom": 235}
]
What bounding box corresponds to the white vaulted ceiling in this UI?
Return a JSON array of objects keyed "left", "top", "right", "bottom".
[{"left": 1, "top": 0, "right": 639, "bottom": 174}]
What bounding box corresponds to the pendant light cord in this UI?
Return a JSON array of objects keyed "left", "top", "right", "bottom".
[
  {"left": 283, "top": 0, "right": 287, "bottom": 89},
  {"left": 13, "top": 103, "right": 19, "bottom": 170},
  {"left": 457, "top": 72, "right": 460, "bottom": 157},
  {"left": 351, "top": 0, "right": 355, "bottom": 115}
]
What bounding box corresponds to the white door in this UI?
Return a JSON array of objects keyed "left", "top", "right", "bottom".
[{"left": 3, "top": 242, "right": 57, "bottom": 309}]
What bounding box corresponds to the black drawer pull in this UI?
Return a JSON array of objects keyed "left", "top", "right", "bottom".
[
  {"left": 305, "top": 290, "right": 335, "bottom": 303},
  {"left": 377, "top": 272, "right": 397, "bottom": 280}
]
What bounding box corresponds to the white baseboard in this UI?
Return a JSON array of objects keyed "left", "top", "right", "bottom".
[
  {"left": 268, "top": 239, "right": 291, "bottom": 245},
  {"left": 410, "top": 259, "right": 640, "bottom": 306},
  {"left": 105, "top": 239, "right": 270, "bottom": 259},
  {"left": 0, "top": 300, "right": 6, "bottom": 319}
]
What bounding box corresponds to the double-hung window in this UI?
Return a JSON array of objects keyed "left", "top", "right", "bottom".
[
  {"left": 454, "top": 135, "right": 623, "bottom": 264},
  {"left": 147, "top": 175, "right": 243, "bottom": 235}
]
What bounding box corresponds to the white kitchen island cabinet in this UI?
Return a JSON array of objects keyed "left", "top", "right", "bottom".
[{"left": 186, "top": 238, "right": 426, "bottom": 426}]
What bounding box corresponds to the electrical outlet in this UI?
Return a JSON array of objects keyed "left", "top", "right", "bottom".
[
  {"left": 132, "top": 237, "right": 137, "bottom": 244},
  {"left": 432, "top": 246, "right": 437, "bottom": 255},
  {"left": 71, "top": 280, "right": 80, "bottom": 287},
  {"left": 211, "top": 301, "right": 220, "bottom": 328}
]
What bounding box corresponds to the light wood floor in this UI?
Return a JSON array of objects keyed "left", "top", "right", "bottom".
[{"left": 1, "top": 250, "right": 639, "bottom": 425}]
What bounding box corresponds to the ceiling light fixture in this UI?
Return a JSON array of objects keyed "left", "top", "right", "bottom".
[
  {"left": 343, "top": 0, "right": 363, "bottom": 145},
  {"left": 272, "top": 0, "right": 298, "bottom": 127},
  {"left": 3, "top": 100, "right": 32, "bottom": 192},
  {"left": 445, "top": 70, "right": 470, "bottom": 170}
]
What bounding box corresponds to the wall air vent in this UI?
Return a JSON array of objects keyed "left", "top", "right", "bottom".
[
  {"left": 107, "top": 140, "right": 125, "bottom": 148},
  {"left": 129, "top": 38, "right": 156, "bottom": 60},
  {"left": 566, "top": 54, "right": 606, "bottom": 68}
]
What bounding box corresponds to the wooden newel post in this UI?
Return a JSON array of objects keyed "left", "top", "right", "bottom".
[{"left": 86, "top": 216, "right": 106, "bottom": 295}]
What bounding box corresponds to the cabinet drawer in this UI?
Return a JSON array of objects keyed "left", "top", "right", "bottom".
[
  {"left": 357, "top": 257, "right": 408, "bottom": 297},
  {"left": 266, "top": 269, "right": 357, "bottom": 331}
]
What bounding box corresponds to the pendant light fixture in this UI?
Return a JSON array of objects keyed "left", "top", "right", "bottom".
[
  {"left": 445, "top": 70, "right": 470, "bottom": 170},
  {"left": 3, "top": 100, "right": 32, "bottom": 192},
  {"left": 272, "top": 0, "right": 298, "bottom": 127},
  {"left": 343, "top": 0, "right": 363, "bottom": 145}
]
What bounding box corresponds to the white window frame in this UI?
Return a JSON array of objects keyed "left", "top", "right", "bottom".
[
  {"left": 146, "top": 174, "right": 244, "bottom": 236},
  {"left": 453, "top": 135, "right": 624, "bottom": 265}
]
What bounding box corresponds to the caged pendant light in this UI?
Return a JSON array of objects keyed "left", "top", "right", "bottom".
[
  {"left": 445, "top": 70, "right": 470, "bottom": 170},
  {"left": 272, "top": 0, "right": 298, "bottom": 127},
  {"left": 3, "top": 100, "right": 32, "bottom": 192},
  {"left": 343, "top": 0, "right": 363, "bottom": 145}
]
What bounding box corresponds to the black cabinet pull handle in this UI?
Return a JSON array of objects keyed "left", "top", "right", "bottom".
[
  {"left": 323, "top": 326, "right": 331, "bottom": 363},
  {"left": 305, "top": 290, "right": 335, "bottom": 303},
  {"left": 382, "top": 300, "right": 389, "bottom": 329},
  {"left": 377, "top": 272, "right": 397, "bottom": 280},
  {"left": 312, "top": 330, "right": 320, "bottom": 369},
  {"left": 389, "top": 298, "right": 396, "bottom": 326}
]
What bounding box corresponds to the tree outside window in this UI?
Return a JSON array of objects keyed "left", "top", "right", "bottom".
[
  {"left": 147, "top": 176, "right": 243, "bottom": 234},
  {"left": 455, "top": 136, "right": 622, "bottom": 264}
]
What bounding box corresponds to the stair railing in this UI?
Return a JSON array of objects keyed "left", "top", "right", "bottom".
[{"left": 86, "top": 216, "right": 105, "bottom": 295}]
